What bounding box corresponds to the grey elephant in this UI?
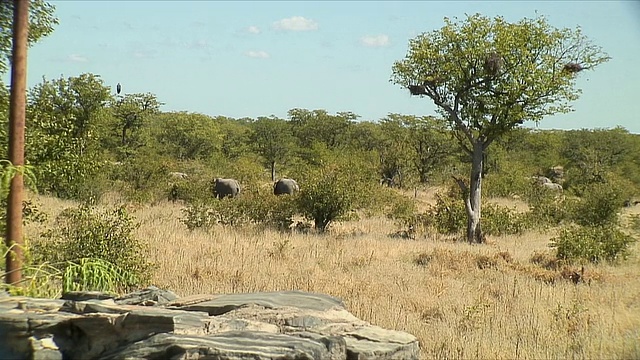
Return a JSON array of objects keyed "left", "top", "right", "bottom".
[
  {"left": 274, "top": 178, "right": 299, "bottom": 195},
  {"left": 212, "top": 178, "right": 241, "bottom": 199}
]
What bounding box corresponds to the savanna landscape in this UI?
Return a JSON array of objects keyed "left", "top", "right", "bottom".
[{"left": 2, "top": 2, "right": 640, "bottom": 359}]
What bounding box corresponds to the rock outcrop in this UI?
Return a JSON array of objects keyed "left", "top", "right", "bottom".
[{"left": 0, "top": 287, "right": 419, "bottom": 359}]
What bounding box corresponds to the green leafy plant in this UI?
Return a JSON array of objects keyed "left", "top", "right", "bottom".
[
  {"left": 181, "top": 191, "right": 299, "bottom": 232},
  {"left": 426, "top": 189, "right": 528, "bottom": 236},
  {"left": 569, "top": 181, "right": 624, "bottom": 227},
  {"left": 296, "top": 163, "right": 374, "bottom": 232},
  {"left": 551, "top": 225, "right": 636, "bottom": 264},
  {"left": 425, "top": 192, "right": 467, "bottom": 235},
  {"left": 62, "top": 258, "right": 139, "bottom": 293},
  {"left": 181, "top": 202, "right": 218, "bottom": 231},
  {"left": 524, "top": 185, "right": 573, "bottom": 227},
  {"left": 30, "top": 205, "right": 151, "bottom": 290}
]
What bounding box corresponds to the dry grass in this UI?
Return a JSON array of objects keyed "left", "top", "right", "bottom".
[{"left": 24, "top": 192, "right": 640, "bottom": 360}]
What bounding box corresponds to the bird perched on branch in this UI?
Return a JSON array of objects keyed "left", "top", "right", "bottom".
[{"left": 116, "top": 83, "right": 122, "bottom": 95}]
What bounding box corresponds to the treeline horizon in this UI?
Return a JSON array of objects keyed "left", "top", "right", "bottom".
[{"left": 0, "top": 72, "right": 638, "bottom": 205}]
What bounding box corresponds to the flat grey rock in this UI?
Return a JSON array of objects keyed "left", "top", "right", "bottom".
[
  {"left": 100, "top": 331, "right": 344, "bottom": 360},
  {"left": 115, "top": 286, "right": 179, "bottom": 306},
  {"left": 61, "top": 291, "right": 115, "bottom": 302},
  {"left": 177, "top": 290, "right": 345, "bottom": 315},
  {"left": 0, "top": 289, "right": 419, "bottom": 360}
]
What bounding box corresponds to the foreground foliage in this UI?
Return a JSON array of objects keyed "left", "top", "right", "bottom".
[{"left": 29, "top": 205, "right": 151, "bottom": 291}]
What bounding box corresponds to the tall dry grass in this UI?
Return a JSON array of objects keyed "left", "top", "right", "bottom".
[{"left": 24, "top": 191, "right": 640, "bottom": 359}]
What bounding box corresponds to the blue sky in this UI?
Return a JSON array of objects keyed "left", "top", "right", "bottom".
[{"left": 12, "top": 1, "right": 640, "bottom": 133}]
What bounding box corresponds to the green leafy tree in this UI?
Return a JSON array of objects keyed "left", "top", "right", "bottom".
[
  {"left": 111, "top": 92, "right": 162, "bottom": 149},
  {"left": 288, "top": 108, "right": 357, "bottom": 149},
  {"left": 149, "top": 111, "right": 222, "bottom": 161},
  {"left": 404, "top": 115, "right": 456, "bottom": 184},
  {"left": 391, "top": 14, "right": 610, "bottom": 243},
  {"left": 0, "top": 1, "right": 58, "bottom": 75},
  {"left": 214, "top": 116, "right": 253, "bottom": 160},
  {"left": 250, "top": 116, "right": 296, "bottom": 181},
  {"left": 26, "top": 73, "right": 112, "bottom": 199},
  {"left": 377, "top": 114, "right": 413, "bottom": 187},
  {"left": 561, "top": 127, "right": 635, "bottom": 191},
  {"left": 0, "top": 1, "right": 58, "bottom": 138},
  {"left": 296, "top": 157, "right": 377, "bottom": 233},
  {"left": 346, "top": 120, "right": 384, "bottom": 152}
]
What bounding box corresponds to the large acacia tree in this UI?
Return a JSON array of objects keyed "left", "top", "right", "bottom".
[{"left": 391, "top": 14, "right": 609, "bottom": 243}]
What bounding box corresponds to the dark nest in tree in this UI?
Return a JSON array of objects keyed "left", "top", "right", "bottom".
[
  {"left": 483, "top": 52, "right": 503, "bottom": 75},
  {"left": 563, "top": 62, "right": 584, "bottom": 73},
  {"left": 408, "top": 84, "right": 427, "bottom": 96}
]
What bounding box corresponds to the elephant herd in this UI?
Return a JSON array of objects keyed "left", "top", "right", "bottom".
[{"left": 212, "top": 177, "right": 299, "bottom": 199}]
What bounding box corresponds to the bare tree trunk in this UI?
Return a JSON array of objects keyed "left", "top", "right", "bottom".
[
  {"left": 270, "top": 161, "right": 276, "bottom": 182},
  {"left": 6, "top": 0, "right": 29, "bottom": 285},
  {"left": 468, "top": 141, "right": 484, "bottom": 243},
  {"left": 456, "top": 141, "right": 485, "bottom": 244}
]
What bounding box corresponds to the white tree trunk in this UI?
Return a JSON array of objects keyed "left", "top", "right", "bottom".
[{"left": 465, "top": 141, "right": 484, "bottom": 243}]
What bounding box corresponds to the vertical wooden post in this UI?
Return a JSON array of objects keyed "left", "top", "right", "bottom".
[{"left": 5, "top": 0, "right": 30, "bottom": 285}]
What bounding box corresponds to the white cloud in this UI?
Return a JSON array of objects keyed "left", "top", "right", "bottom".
[
  {"left": 360, "top": 34, "right": 390, "bottom": 47},
  {"left": 247, "top": 25, "right": 261, "bottom": 34},
  {"left": 273, "top": 16, "right": 318, "bottom": 31},
  {"left": 67, "top": 54, "right": 88, "bottom": 62},
  {"left": 245, "top": 50, "right": 270, "bottom": 59}
]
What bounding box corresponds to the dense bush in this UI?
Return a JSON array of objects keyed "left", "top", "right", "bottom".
[
  {"left": 181, "top": 191, "right": 297, "bottom": 232},
  {"left": 296, "top": 163, "right": 375, "bottom": 232},
  {"left": 386, "top": 196, "right": 420, "bottom": 230},
  {"left": 30, "top": 205, "right": 151, "bottom": 291},
  {"left": 524, "top": 186, "right": 573, "bottom": 227},
  {"left": 483, "top": 169, "right": 535, "bottom": 198},
  {"left": 569, "top": 181, "right": 624, "bottom": 227},
  {"left": 169, "top": 178, "right": 213, "bottom": 204},
  {"left": 551, "top": 225, "right": 636, "bottom": 264},
  {"left": 482, "top": 204, "right": 529, "bottom": 236},
  {"left": 425, "top": 192, "right": 467, "bottom": 235},
  {"left": 424, "top": 190, "right": 528, "bottom": 236}
]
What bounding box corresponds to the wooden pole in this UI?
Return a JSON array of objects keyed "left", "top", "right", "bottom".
[{"left": 5, "top": 0, "right": 30, "bottom": 285}]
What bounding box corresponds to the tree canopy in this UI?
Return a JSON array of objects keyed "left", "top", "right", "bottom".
[
  {"left": 0, "top": 0, "right": 58, "bottom": 75},
  {"left": 391, "top": 14, "right": 610, "bottom": 242}
]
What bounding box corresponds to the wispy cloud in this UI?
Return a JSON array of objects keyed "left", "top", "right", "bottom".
[
  {"left": 186, "top": 39, "right": 210, "bottom": 49},
  {"left": 360, "top": 34, "right": 390, "bottom": 47},
  {"left": 247, "top": 25, "right": 261, "bottom": 34},
  {"left": 245, "top": 50, "right": 270, "bottom": 59},
  {"left": 273, "top": 16, "right": 318, "bottom": 31},
  {"left": 67, "top": 54, "right": 88, "bottom": 62}
]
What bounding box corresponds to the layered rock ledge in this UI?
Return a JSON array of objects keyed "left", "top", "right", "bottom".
[{"left": 0, "top": 287, "right": 419, "bottom": 359}]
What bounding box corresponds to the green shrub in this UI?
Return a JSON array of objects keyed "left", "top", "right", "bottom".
[
  {"left": 551, "top": 225, "right": 636, "bottom": 264},
  {"left": 482, "top": 204, "right": 529, "bottom": 236},
  {"left": 169, "top": 178, "right": 213, "bottom": 204},
  {"left": 425, "top": 190, "right": 528, "bottom": 236},
  {"left": 181, "top": 192, "right": 298, "bottom": 232},
  {"left": 181, "top": 202, "right": 218, "bottom": 231},
  {"left": 483, "top": 170, "right": 534, "bottom": 198},
  {"left": 296, "top": 164, "right": 373, "bottom": 232},
  {"left": 524, "top": 186, "right": 573, "bottom": 227},
  {"left": 569, "top": 181, "right": 624, "bottom": 227},
  {"left": 30, "top": 205, "right": 151, "bottom": 290},
  {"left": 255, "top": 194, "right": 298, "bottom": 231},
  {"left": 387, "top": 196, "right": 420, "bottom": 230},
  {"left": 234, "top": 192, "right": 298, "bottom": 230},
  {"left": 425, "top": 193, "right": 467, "bottom": 235}
]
